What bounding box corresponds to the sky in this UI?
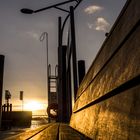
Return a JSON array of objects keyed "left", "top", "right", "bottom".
[{"left": 0, "top": 0, "right": 126, "bottom": 114}]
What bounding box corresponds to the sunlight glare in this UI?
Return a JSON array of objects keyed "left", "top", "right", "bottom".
[{"left": 24, "top": 101, "right": 44, "bottom": 111}]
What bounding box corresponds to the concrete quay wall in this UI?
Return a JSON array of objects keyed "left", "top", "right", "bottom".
[
  {"left": 70, "top": 0, "right": 140, "bottom": 139},
  {"left": 2, "top": 111, "right": 32, "bottom": 127}
]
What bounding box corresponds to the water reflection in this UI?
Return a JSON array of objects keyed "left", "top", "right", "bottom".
[
  {"left": 0, "top": 116, "right": 49, "bottom": 139},
  {"left": 31, "top": 116, "right": 48, "bottom": 129}
]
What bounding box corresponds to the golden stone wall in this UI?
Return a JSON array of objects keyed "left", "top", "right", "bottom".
[{"left": 70, "top": 0, "right": 140, "bottom": 139}]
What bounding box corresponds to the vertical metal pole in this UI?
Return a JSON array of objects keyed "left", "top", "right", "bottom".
[
  {"left": 46, "top": 33, "right": 49, "bottom": 108},
  {"left": 58, "top": 17, "right": 62, "bottom": 47},
  {"left": 22, "top": 100, "right": 24, "bottom": 111},
  {"left": 0, "top": 55, "right": 4, "bottom": 128},
  {"left": 40, "top": 32, "right": 49, "bottom": 107},
  {"left": 10, "top": 104, "right": 12, "bottom": 112},
  {"left": 66, "top": 68, "right": 72, "bottom": 120},
  {"left": 78, "top": 60, "right": 85, "bottom": 85},
  {"left": 58, "top": 17, "right": 68, "bottom": 122},
  {"left": 48, "top": 64, "right": 50, "bottom": 106},
  {"left": 70, "top": 6, "right": 78, "bottom": 101},
  {"left": 20, "top": 91, "right": 24, "bottom": 111},
  {"left": 58, "top": 16, "right": 62, "bottom": 122},
  {"left": 7, "top": 100, "right": 9, "bottom": 112}
]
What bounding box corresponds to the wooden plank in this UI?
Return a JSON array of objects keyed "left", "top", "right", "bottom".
[
  {"left": 6, "top": 124, "right": 51, "bottom": 140},
  {"left": 31, "top": 123, "right": 59, "bottom": 140},
  {"left": 4, "top": 123, "right": 91, "bottom": 140},
  {"left": 59, "top": 124, "right": 90, "bottom": 140}
]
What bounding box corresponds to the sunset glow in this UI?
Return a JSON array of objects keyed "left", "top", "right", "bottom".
[{"left": 24, "top": 101, "right": 44, "bottom": 111}]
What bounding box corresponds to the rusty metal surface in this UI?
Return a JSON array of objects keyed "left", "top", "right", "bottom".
[{"left": 77, "top": 0, "right": 140, "bottom": 99}]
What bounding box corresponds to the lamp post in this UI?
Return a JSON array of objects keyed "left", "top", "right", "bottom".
[
  {"left": 21, "top": 0, "right": 78, "bottom": 14},
  {"left": 39, "top": 32, "right": 49, "bottom": 105},
  {"left": 20, "top": 0, "right": 83, "bottom": 122},
  {"left": 20, "top": 0, "right": 83, "bottom": 37}
]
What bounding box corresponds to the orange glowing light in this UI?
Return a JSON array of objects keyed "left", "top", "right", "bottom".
[{"left": 24, "top": 101, "right": 44, "bottom": 111}]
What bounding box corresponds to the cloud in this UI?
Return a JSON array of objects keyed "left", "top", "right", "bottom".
[
  {"left": 85, "top": 5, "right": 103, "bottom": 14},
  {"left": 95, "top": 17, "right": 110, "bottom": 32},
  {"left": 87, "top": 17, "right": 110, "bottom": 32}
]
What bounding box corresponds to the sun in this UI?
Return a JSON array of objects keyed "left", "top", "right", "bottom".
[{"left": 24, "top": 101, "right": 44, "bottom": 111}]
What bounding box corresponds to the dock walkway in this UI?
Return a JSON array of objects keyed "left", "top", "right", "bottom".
[{"left": 4, "top": 123, "right": 90, "bottom": 140}]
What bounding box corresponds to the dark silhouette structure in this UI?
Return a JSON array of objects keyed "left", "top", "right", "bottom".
[
  {"left": 2, "top": 111, "right": 32, "bottom": 128},
  {"left": 57, "top": 5, "right": 81, "bottom": 122},
  {"left": 3, "top": 90, "right": 12, "bottom": 112},
  {"left": 0, "top": 55, "right": 5, "bottom": 128},
  {"left": 47, "top": 65, "right": 58, "bottom": 121},
  {"left": 78, "top": 60, "right": 85, "bottom": 85},
  {"left": 21, "top": 0, "right": 84, "bottom": 123}
]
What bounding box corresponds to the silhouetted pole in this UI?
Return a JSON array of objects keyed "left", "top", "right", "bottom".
[
  {"left": 78, "top": 60, "right": 85, "bottom": 85},
  {"left": 58, "top": 17, "right": 62, "bottom": 122},
  {"left": 20, "top": 91, "right": 24, "bottom": 111},
  {"left": 40, "top": 32, "right": 49, "bottom": 106},
  {"left": 10, "top": 104, "right": 12, "bottom": 112},
  {"left": 58, "top": 17, "right": 62, "bottom": 47},
  {"left": 70, "top": 6, "right": 78, "bottom": 101},
  {"left": 0, "top": 55, "right": 4, "bottom": 128}
]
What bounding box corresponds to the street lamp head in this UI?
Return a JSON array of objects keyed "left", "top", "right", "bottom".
[{"left": 20, "top": 8, "right": 34, "bottom": 14}]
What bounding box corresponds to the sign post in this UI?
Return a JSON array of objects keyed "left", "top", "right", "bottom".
[{"left": 20, "top": 91, "right": 24, "bottom": 111}]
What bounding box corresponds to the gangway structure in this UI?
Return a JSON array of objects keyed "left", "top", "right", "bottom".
[{"left": 47, "top": 65, "right": 58, "bottom": 120}]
